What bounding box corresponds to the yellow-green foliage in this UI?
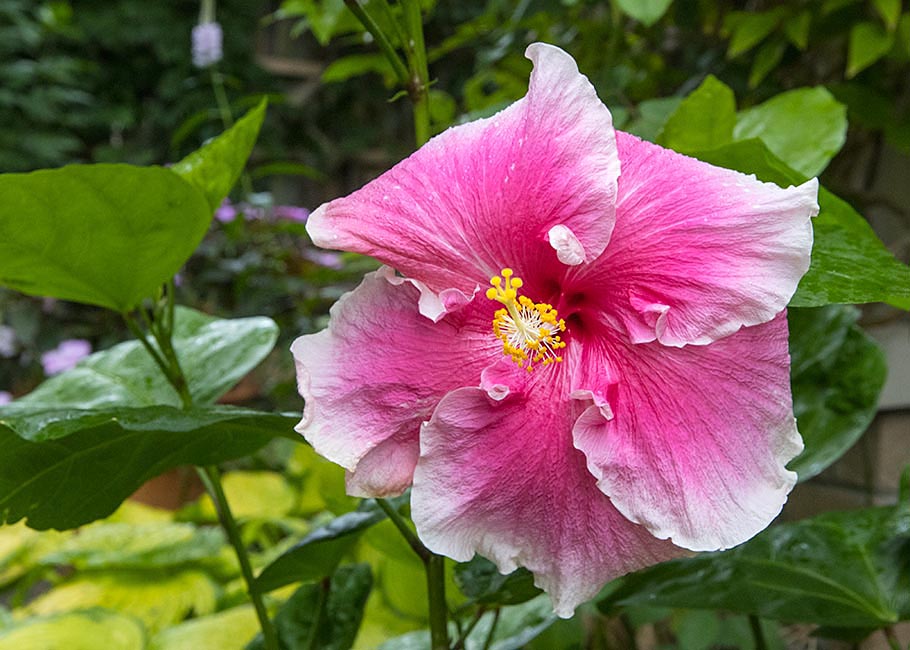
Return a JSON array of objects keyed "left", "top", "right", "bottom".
[
  {"left": 148, "top": 605, "right": 259, "bottom": 650},
  {"left": 0, "top": 608, "right": 146, "bottom": 650}
]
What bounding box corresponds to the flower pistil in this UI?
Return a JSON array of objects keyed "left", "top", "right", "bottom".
[{"left": 486, "top": 268, "right": 566, "bottom": 371}]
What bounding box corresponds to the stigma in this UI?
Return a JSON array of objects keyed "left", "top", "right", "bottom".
[{"left": 485, "top": 268, "right": 566, "bottom": 371}]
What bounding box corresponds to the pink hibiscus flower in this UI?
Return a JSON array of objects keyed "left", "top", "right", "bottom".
[{"left": 291, "top": 44, "right": 818, "bottom": 616}]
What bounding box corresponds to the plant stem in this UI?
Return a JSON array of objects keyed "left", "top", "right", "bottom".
[
  {"left": 375, "top": 498, "right": 429, "bottom": 560},
  {"left": 208, "top": 69, "right": 254, "bottom": 198},
  {"left": 199, "top": 465, "right": 279, "bottom": 650},
  {"left": 400, "top": 0, "right": 431, "bottom": 146},
  {"left": 481, "top": 608, "right": 500, "bottom": 650},
  {"left": 748, "top": 615, "right": 768, "bottom": 650},
  {"left": 377, "top": 499, "right": 449, "bottom": 649},
  {"left": 343, "top": 0, "right": 410, "bottom": 85},
  {"left": 126, "top": 298, "right": 274, "bottom": 648}
]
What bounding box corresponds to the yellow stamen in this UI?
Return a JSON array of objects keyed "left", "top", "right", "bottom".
[{"left": 486, "top": 268, "right": 566, "bottom": 371}]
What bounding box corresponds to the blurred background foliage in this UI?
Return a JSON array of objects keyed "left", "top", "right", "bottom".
[{"left": 1, "top": 0, "right": 909, "bottom": 648}]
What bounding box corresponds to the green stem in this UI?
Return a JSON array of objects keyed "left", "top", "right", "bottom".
[
  {"left": 452, "top": 606, "right": 486, "bottom": 649},
  {"left": 122, "top": 313, "right": 178, "bottom": 389},
  {"left": 209, "top": 69, "right": 254, "bottom": 198},
  {"left": 400, "top": 0, "right": 431, "bottom": 146},
  {"left": 377, "top": 499, "right": 448, "bottom": 649},
  {"left": 343, "top": 0, "right": 410, "bottom": 85},
  {"left": 426, "top": 554, "right": 449, "bottom": 650},
  {"left": 199, "top": 466, "right": 279, "bottom": 650},
  {"left": 375, "top": 498, "right": 429, "bottom": 561},
  {"left": 481, "top": 608, "right": 500, "bottom": 650},
  {"left": 748, "top": 615, "right": 768, "bottom": 650}
]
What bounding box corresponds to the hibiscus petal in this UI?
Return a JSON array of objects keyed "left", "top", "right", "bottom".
[
  {"left": 290, "top": 267, "right": 494, "bottom": 496},
  {"left": 412, "top": 384, "right": 683, "bottom": 617},
  {"left": 591, "top": 131, "right": 817, "bottom": 346},
  {"left": 307, "top": 43, "right": 619, "bottom": 297},
  {"left": 573, "top": 313, "right": 803, "bottom": 552}
]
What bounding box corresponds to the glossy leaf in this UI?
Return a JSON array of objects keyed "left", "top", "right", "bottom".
[
  {"left": 255, "top": 498, "right": 404, "bottom": 593},
  {"left": 248, "top": 564, "right": 373, "bottom": 650},
  {"left": 734, "top": 87, "right": 847, "bottom": 176},
  {"left": 172, "top": 100, "right": 267, "bottom": 210},
  {"left": 788, "top": 306, "right": 887, "bottom": 480},
  {"left": 12, "top": 307, "right": 278, "bottom": 409},
  {"left": 613, "top": 0, "right": 673, "bottom": 26},
  {"left": 658, "top": 75, "right": 736, "bottom": 154},
  {"left": 694, "top": 139, "right": 910, "bottom": 309},
  {"left": 0, "top": 165, "right": 210, "bottom": 311},
  {"left": 454, "top": 556, "right": 541, "bottom": 606},
  {"left": 847, "top": 22, "right": 893, "bottom": 78},
  {"left": 599, "top": 504, "right": 910, "bottom": 628},
  {"left": 0, "top": 406, "right": 293, "bottom": 530}
]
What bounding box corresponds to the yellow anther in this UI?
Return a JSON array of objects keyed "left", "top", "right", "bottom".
[{"left": 486, "top": 267, "right": 566, "bottom": 371}]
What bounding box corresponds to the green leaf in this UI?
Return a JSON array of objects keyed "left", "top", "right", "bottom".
[
  {"left": 725, "top": 10, "right": 784, "bottom": 58},
  {"left": 734, "top": 87, "right": 848, "bottom": 176},
  {"left": 150, "top": 605, "right": 259, "bottom": 650},
  {"left": 248, "top": 564, "right": 373, "bottom": 650},
  {"left": 847, "top": 22, "right": 894, "bottom": 78},
  {"left": 454, "top": 556, "right": 542, "bottom": 606},
  {"left": 626, "top": 97, "right": 682, "bottom": 142},
  {"left": 783, "top": 10, "right": 811, "bottom": 49},
  {"left": 0, "top": 406, "right": 294, "bottom": 530},
  {"left": 255, "top": 498, "right": 402, "bottom": 593},
  {"left": 0, "top": 609, "right": 146, "bottom": 650},
  {"left": 872, "top": 0, "right": 901, "bottom": 31},
  {"left": 12, "top": 307, "right": 278, "bottom": 409},
  {"left": 189, "top": 471, "right": 298, "bottom": 522},
  {"left": 613, "top": 0, "right": 673, "bottom": 27},
  {"left": 25, "top": 569, "right": 219, "bottom": 634},
  {"left": 658, "top": 75, "right": 736, "bottom": 154},
  {"left": 0, "top": 165, "right": 210, "bottom": 311},
  {"left": 172, "top": 100, "right": 267, "bottom": 210},
  {"left": 599, "top": 505, "right": 910, "bottom": 628},
  {"left": 748, "top": 39, "right": 786, "bottom": 88},
  {"left": 692, "top": 139, "right": 910, "bottom": 308},
  {"left": 322, "top": 53, "right": 394, "bottom": 84},
  {"left": 788, "top": 306, "right": 887, "bottom": 480},
  {"left": 37, "top": 521, "right": 226, "bottom": 570}
]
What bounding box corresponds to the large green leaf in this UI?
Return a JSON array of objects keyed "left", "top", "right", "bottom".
[
  {"left": 255, "top": 498, "right": 404, "bottom": 593},
  {"left": 599, "top": 504, "right": 910, "bottom": 628},
  {"left": 694, "top": 139, "right": 910, "bottom": 308},
  {"left": 734, "top": 87, "right": 848, "bottom": 176},
  {"left": 172, "top": 100, "right": 267, "bottom": 210},
  {"left": 788, "top": 306, "right": 887, "bottom": 480},
  {"left": 658, "top": 75, "right": 736, "bottom": 154},
  {"left": 0, "top": 165, "right": 210, "bottom": 311},
  {"left": 248, "top": 564, "right": 373, "bottom": 650},
  {"left": 0, "top": 406, "right": 294, "bottom": 530},
  {"left": 12, "top": 307, "right": 278, "bottom": 409}
]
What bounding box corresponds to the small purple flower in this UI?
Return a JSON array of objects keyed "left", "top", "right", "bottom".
[
  {"left": 0, "top": 391, "right": 11, "bottom": 405},
  {"left": 274, "top": 205, "right": 310, "bottom": 222},
  {"left": 302, "top": 249, "right": 344, "bottom": 269},
  {"left": 192, "top": 21, "right": 223, "bottom": 68},
  {"left": 215, "top": 198, "right": 238, "bottom": 223},
  {"left": 41, "top": 339, "right": 92, "bottom": 376}
]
